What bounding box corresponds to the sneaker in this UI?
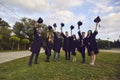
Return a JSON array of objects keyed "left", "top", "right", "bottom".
[{"left": 90, "top": 63, "right": 94, "bottom": 66}]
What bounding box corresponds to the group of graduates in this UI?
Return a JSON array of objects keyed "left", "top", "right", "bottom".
[{"left": 28, "top": 16, "right": 101, "bottom": 66}]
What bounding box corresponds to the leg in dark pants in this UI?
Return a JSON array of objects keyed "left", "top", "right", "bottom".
[
  {"left": 81, "top": 52, "right": 85, "bottom": 63},
  {"left": 28, "top": 52, "right": 34, "bottom": 66},
  {"left": 47, "top": 55, "right": 50, "bottom": 62},
  {"left": 45, "top": 50, "right": 51, "bottom": 62},
  {"left": 34, "top": 53, "right": 39, "bottom": 64},
  {"left": 65, "top": 51, "right": 67, "bottom": 60},
  {"left": 81, "top": 47, "right": 85, "bottom": 63},
  {"left": 68, "top": 51, "right": 70, "bottom": 60}
]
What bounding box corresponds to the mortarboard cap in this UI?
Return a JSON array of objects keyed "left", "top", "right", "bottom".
[
  {"left": 77, "top": 21, "right": 82, "bottom": 26},
  {"left": 53, "top": 23, "right": 57, "bottom": 28},
  {"left": 61, "top": 23, "right": 64, "bottom": 27},
  {"left": 37, "top": 17, "right": 43, "bottom": 23},
  {"left": 94, "top": 16, "right": 101, "bottom": 23},
  {"left": 70, "top": 25, "right": 74, "bottom": 30},
  {"left": 48, "top": 25, "right": 52, "bottom": 30}
]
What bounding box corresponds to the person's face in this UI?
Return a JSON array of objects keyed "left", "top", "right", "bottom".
[
  {"left": 49, "top": 35, "right": 52, "bottom": 38},
  {"left": 35, "top": 22, "right": 38, "bottom": 26},
  {"left": 73, "top": 35, "right": 76, "bottom": 39},
  {"left": 37, "top": 29, "right": 42, "bottom": 34},
  {"left": 82, "top": 32, "right": 85, "bottom": 37},
  {"left": 88, "top": 30, "right": 92, "bottom": 35},
  {"left": 57, "top": 32, "right": 61, "bottom": 37},
  {"left": 65, "top": 32, "right": 68, "bottom": 36}
]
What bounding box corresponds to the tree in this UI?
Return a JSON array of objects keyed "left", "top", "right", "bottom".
[
  {"left": 9, "top": 36, "right": 20, "bottom": 50},
  {"left": 0, "top": 18, "right": 11, "bottom": 50},
  {"left": 13, "top": 17, "right": 48, "bottom": 49},
  {"left": 113, "top": 40, "right": 120, "bottom": 48},
  {"left": 0, "top": 27, "right": 11, "bottom": 50},
  {"left": 0, "top": 18, "right": 9, "bottom": 27},
  {"left": 21, "top": 39, "right": 30, "bottom": 50},
  {"left": 97, "top": 38, "right": 114, "bottom": 49}
]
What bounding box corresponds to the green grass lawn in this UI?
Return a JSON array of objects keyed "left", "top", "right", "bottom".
[{"left": 0, "top": 51, "right": 120, "bottom": 80}]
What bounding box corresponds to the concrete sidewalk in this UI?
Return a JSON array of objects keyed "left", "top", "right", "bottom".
[
  {"left": 0, "top": 50, "right": 44, "bottom": 64},
  {"left": 100, "top": 49, "right": 120, "bottom": 53},
  {"left": 0, "top": 51, "right": 31, "bottom": 64}
]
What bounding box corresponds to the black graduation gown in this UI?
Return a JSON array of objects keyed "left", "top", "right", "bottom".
[
  {"left": 71, "top": 37, "right": 77, "bottom": 56},
  {"left": 30, "top": 28, "right": 43, "bottom": 54},
  {"left": 61, "top": 32, "right": 71, "bottom": 52},
  {"left": 45, "top": 38, "right": 53, "bottom": 56},
  {"left": 84, "top": 31, "right": 99, "bottom": 56},
  {"left": 53, "top": 32, "right": 62, "bottom": 53},
  {"left": 77, "top": 31, "right": 85, "bottom": 53}
]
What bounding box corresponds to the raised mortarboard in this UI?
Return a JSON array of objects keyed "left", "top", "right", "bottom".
[
  {"left": 70, "top": 25, "right": 74, "bottom": 30},
  {"left": 61, "top": 23, "right": 64, "bottom": 27},
  {"left": 48, "top": 25, "right": 52, "bottom": 31},
  {"left": 37, "top": 17, "right": 43, "bottom": 23},
  {"left": 53, "top": 23, "right": 57, "bottom": 28},
  {"left": 94, "top": 16, "right": 101, "bottom": 23},
  {"left": 77, "top": 21, "right": 82, "bottom": 26}
]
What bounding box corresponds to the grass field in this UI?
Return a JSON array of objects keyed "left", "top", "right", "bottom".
[{"left": 0, "top": 51, "right": 120, "bottom": 80}]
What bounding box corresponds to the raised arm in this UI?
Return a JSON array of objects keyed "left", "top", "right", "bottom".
[
  {"left": 61, "top": 32, "right": 66, "bottom": 38},
  {"left": 54, "top": 32, "right": 57, "bottom": 39},
  {"left": 93, "top": 23, "right": 98, "bottom": 36},
  {"left": 95, "top": 23, "right": 98, "bottom": 31},
  {"left": 33, "top": 22, "right": 38, "bottom": 34},
  {"left": 78, "top": 30, "right": 82, "bottom": 39}
]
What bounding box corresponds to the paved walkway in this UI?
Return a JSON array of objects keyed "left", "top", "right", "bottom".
[
  {"left": 100, "top": 49, "right": 120, "bottom": 53},
  {"left": 0, "top": 50, "right": 44, "bottom": 64},
  {"left": 0, "top": 51, "right": 31, "bottom": 64}
]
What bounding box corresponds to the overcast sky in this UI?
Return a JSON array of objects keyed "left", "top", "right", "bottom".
[{"left": 0, "top": 0, "right": 120, "bottom": 41}]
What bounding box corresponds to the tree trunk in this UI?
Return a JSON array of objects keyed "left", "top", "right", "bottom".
[
  {"left": 17, "top": 43, "right": 20, "bottom": 51},
  {"left": 12, "top": 42, "right": 14, "bottom": 50}
]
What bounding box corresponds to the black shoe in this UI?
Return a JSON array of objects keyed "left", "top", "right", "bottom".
[
  {"left": 34, "top": 62, "right": 39, "bottom": 64},
  {"left": 28, "top": 63, "right": 32, "bottom": 67},
  {"left": 45, "top": 60, "right": 49, "bottom": 62},
  {"left": 68, "top": 59, "right": 70, "bottom": 60},
  {"left": 81, "top": 61, "right": 85, "bottom": 64}
]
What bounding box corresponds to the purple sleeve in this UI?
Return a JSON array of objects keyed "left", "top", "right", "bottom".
[
  {"left": 78, "top": 31, "right": 82, "bottom": 39},
  {"left": 93, "top": 31, "right": 98, "bottom": 37}
]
